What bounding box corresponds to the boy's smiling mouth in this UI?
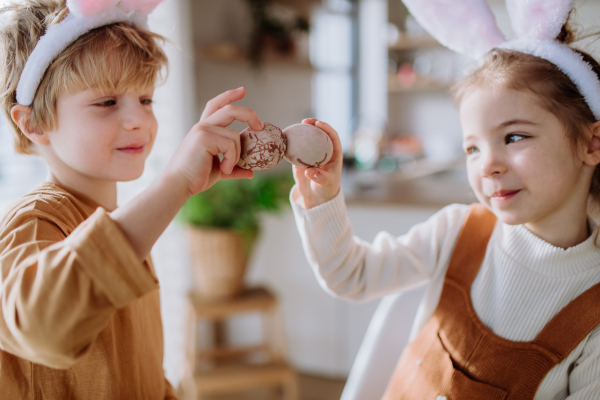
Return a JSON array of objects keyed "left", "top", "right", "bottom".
[{"left": 117, "top": 143, "right": 145, "bottom": 154}]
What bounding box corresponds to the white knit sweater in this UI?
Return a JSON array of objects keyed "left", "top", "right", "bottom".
[{"left": 290, "top": 187, "right": 600, "bottom": 399}]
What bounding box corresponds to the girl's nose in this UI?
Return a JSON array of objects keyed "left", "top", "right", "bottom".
[{"left": 480, "top": 149, "right": 507, "bottom": 177}]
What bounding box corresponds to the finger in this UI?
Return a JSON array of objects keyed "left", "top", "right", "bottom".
[
  {"left": 301, "top": 118, "right": 318, "bottom": 125},
  {"left": 220, "top": 166, "right": 254, "bottom": 180},
  {"left": 203, "top": 104, "right": 264, "bottom": 131},
  {"left": 200, "top": 87, "right": 246, "bottom": 121},
  {"left": 198, "top": 130, "right": 239, "bottom": 174},
  {"left": 305, "top": 167, "right": 333, "bottom": 186},
  {"left": 314, "top": 120, "right": 343, "bottom": 158},
  {"left": 199, "top": 124, "right": 242, "bottom": 166},
  {"left": 305, "top": 167, "right": 322, "bottom": 183}
]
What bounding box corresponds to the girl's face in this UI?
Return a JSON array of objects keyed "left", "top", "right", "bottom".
[
  {"left": 460, "top": 86, "right": 592, "bottom": 229},
  {"left": 43, "top": 86, "right": 157, "bottom": 183}
]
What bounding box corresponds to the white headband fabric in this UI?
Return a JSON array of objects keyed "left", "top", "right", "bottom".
[
  {"left": 15, "top": 0, "right": 164, "bottom": 106},
  {"left": 401, "top": 0, "right": 600, "bottom": 120},
  {"left": 499, "top": 39, "right": 600, "bottom": 120}
]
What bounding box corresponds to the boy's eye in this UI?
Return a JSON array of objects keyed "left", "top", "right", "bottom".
[
  {"left": 96, "top": 99, "right": 116, "bottom": 107},
  {"left": 505, "top": 133, "right": 527, "bottom": 144}
]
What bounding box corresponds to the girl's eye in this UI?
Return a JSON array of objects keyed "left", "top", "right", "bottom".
[
  {"left": 464, "top": 146, "right": 479, "bottom": 155},
  {"left": 505, "top": 133, "right": 527, "bottom": 144},
  {"left": 141, "top": 98, "right": 153, "bottom": 105}
]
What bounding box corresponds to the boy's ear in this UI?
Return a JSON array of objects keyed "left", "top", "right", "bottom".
[
  {"left": 10, "top": 104, "right": 49, "bottom": 145},
  {"left": 584, "top": 120, "right": 600, "bottom": 167}
]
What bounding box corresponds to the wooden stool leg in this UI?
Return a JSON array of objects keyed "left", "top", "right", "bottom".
[
  {"left": 180, "top": 300, "right": 199, "bottom": 400},
  {"left": 283, "top": 374, "right": 300, "bottom": 400}
]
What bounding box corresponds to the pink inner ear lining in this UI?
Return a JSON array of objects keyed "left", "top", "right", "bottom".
[
  {"left": 506, "top": 0, "right": 574, "bottom": 40},
  {"left": 67, "top": 0, "right": 119, "bottom": 17},
  {"left": 67, "top": 0, "right": 164, "bottom": 16}
]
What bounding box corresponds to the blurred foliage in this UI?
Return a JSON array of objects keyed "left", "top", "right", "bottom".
[{"left": 178, "top": 173, "right": 295, "bottom": 238}]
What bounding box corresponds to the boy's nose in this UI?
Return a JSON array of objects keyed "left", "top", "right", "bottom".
[
  {"left": 480, "top": 149, "right": 507, "bottom": 177},
  {"left": 122, "top": 103, "right": 152, "bottom": 131}
]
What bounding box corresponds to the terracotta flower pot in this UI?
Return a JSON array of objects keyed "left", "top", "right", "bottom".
[{"left": 186, "top": 226, "right": 256, "bottom": 300}]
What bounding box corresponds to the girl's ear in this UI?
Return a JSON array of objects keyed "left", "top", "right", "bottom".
[
  {"left": 10, "top": 104, "right": 49, "bottom": 145},
  {"left": 584, "top": 120, "right": 600, "bottom": 166}
]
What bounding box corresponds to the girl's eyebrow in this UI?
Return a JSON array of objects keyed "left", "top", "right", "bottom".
[{"left": 496, "top": 119, "right": 537, "bottom": 130}]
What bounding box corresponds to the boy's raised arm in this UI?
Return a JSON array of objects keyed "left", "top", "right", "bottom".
[{"left": 110, "top": 87, "right": 262, "bottom": 262}]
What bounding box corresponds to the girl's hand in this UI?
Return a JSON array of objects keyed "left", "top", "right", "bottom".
[
  {"left": 166, "top": 87, "right": 262, "bottom": 196},
  {"left": 293, "top": 118, "right": 343, "bottom": 209}
]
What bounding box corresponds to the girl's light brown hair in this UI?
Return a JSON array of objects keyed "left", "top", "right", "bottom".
[
  {"left": 453, "top": 17, "right": 600, "bottom": 209},
  {"left": 0, "top": 0, "right": 168, "bottom": 154}
]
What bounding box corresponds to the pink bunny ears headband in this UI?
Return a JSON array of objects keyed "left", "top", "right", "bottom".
[
  {"left": 402, "top": 0, "right": 600, "bottom": 120},
  {"left": 15, "top": 0, "right": 164, "bottom": 106}
]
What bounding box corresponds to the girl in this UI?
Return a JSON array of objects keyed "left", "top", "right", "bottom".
[
  {"left": 0, "top": 0, "right": 262, "bottom": 398},
  {"left": 291, "top": 1, "right": 600, "bottom": 398}
]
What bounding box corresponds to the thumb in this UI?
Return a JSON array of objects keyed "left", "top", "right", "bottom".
[{"left": 293, "top": 166, "right": 311, "bottom": 194}]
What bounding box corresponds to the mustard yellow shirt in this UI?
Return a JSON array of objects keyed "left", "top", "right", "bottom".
[{"left": 0, "top": 182, "right": 177, "bottom": 399}]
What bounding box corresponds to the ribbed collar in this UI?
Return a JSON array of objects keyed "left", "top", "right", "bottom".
[{"left": 499, "top": 220, "right": 600, "bottom": 277}]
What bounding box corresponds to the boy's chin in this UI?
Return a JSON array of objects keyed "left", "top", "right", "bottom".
[{"left": 117, "top": 167, "right": 145, "bottom": 182}]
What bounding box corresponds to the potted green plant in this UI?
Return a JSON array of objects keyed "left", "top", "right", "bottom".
[{"left": 178, "top": 173, "right": 294, "bottom": 299}]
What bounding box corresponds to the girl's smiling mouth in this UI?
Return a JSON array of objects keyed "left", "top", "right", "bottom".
[{"left": 490, "top": 189, "right": 521, "bottom": 202}]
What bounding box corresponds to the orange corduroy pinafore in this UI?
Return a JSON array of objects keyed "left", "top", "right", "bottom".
[{"left": 382, "top": 204, "right": 600, "bottom": 400}]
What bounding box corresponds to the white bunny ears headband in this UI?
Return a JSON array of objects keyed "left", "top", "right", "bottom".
[
  {"left": 402, "top": 0, "right": 600, "bottom": 120},
  {"left": 15, "top": 0, "right": 164, "bottom": 106}
]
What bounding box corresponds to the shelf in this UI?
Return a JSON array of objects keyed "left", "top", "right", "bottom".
[
  {"left": 198, "top": 45, "right": 314, "bottom": 71},
  {"left": 389, "top": 35, "right": 442, "bottom": 51},
  {"left": 388, "top": 76, "right": 452, "bottom": 94},
  {"left": 389, "top": 82, "right": 452, "bottom": 93}
]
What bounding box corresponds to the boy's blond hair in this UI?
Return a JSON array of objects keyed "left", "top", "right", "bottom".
[{"left": 0, "top": 0, "right": 168, "bottom": 155}]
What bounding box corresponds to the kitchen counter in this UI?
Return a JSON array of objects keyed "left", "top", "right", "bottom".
[{"left": 342, "top": 158, "right": 475, "bottom": 207}]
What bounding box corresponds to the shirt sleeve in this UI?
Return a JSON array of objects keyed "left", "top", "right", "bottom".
[
  {"left": 290, "top": 185, "right": 469, "bottom": 303},
  {"left": 566, "top": 326, "right": 600, "bottom": 399},
  {"left": 0, "top": 206, "right": 159, "bottom": 369}
]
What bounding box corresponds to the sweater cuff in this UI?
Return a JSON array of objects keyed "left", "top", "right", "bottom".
[
  {"left": 64, "top": 207, "right": 159, "bottom": 308},
  {"left": 289, "top": 184, "right": 350, "bottom": 237}
]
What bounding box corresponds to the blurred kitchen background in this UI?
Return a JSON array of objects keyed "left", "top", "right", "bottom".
[{"left": 2, "top": 0, "right": 600, "bottom": 399}]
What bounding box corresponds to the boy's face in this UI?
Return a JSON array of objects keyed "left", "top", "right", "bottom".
[
  {"left": 43, "top": 86, "right": 157, "bottom": 183},
  {"left": 460, "top": 86, "right": 590, "bottom": 230}
]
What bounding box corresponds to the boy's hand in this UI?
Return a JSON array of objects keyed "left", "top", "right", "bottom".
[
  {"left": 166, "top": 87, "right": 262, "bottom": 196},
  {"left": 293, "top": 118, "right": 343, "bottom": 209}
]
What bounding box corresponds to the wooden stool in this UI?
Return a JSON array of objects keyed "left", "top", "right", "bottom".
[{"left": 186, "top": 286, "right": 300, "bottom": 400}]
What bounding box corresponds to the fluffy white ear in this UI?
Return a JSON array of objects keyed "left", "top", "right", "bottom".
[
  {"left": 120, "top": 0, "right": 165, "bottom": 14},
  {"left": 402, "top": 0, "right": 505, "bottom": 58},
  {"left": 66, "top": 0, "right": 119, "bottom": 17},
  {"left": 506, "top": 0, "right": 574, "bottom": 41}
]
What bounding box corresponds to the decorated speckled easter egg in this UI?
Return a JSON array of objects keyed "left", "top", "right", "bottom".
[
  {"left": 283, "top": 123, "right": 333, "bottom": 168},
  {"left": 237, "top": 122, "right": 287, "bottom": 170}
]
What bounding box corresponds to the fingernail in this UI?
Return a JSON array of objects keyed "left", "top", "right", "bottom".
[
  {"left": 235, "top": 87, "right": 244, "bottom": 92},
  {"left": 260, "top": 121, "right": 265, "bottom": 130}
]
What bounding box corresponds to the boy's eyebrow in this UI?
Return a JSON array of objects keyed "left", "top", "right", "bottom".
[{"left": 496, "top": 119, "right": 537, "bottom": 130}]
